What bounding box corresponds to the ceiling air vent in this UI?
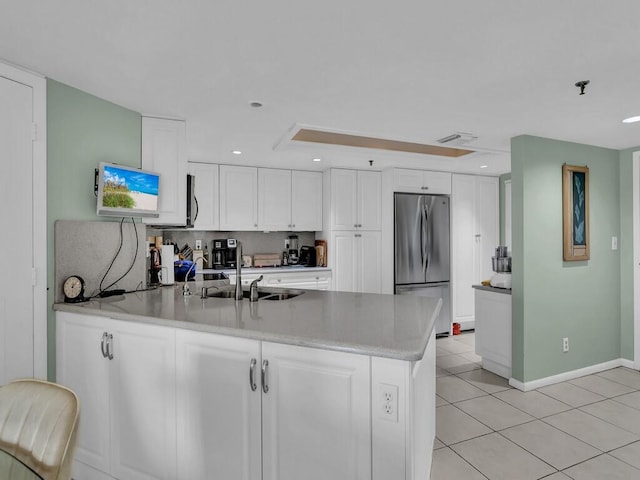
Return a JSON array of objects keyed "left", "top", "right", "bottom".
[{"left": 436, "top": 132, "right": 477, "bottom": 146}]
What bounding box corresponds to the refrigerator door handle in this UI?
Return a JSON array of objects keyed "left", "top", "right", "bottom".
[
  {"left": 425, "top": 198, "right": 433, "bottom": 277},
  {"left": 420, "top": 197, "right": 427, "bottom": 276},
  {"left": 422, "top": 198, "right": 430, "bottom": 277}
]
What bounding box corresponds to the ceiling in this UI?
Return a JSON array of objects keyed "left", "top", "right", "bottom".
[{"left": 2, "top": 1, "right": 640, "bottom": 175}]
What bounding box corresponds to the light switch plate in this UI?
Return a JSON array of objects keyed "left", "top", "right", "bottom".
[{"left": 612, "top": 236, "right": 618, "bottom": 250}]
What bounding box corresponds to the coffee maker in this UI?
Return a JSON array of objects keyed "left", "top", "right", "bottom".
[
  {"left": 287, "top": 235, "right": 299, "bottom": 265},
  {"left": 211, "top": 238, "right": 238, "bottom": 269}
]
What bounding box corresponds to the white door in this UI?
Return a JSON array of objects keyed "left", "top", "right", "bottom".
[
  {"left": 0, "top": 74, "right": 35, "bottom": 384},
  {"left": 332, "top": 232, "right": 356, "bottom": 292},
  {"left": 188, "top": 162, "right": 219, "bottom": 230},
  {"left": 357, "top": 171, "right": 381, "bottom": 230},
  {"left": 261, "top": 342, "right": 371, "bottom": 480},
  {"left": 331, "top": 169, "right": 358, "bottom": 230},
  {"left": 175, "top": 330, "right": 261, "bottom": 480},
  {"left": 141, "top": 117, "right": 187, "bottom": 225},
  {"left": 56, "top": 312, "right": 111, "bottom": 474},
  {"left": 358, "top": 231, "right": 381, "bottom": 293},
  {"left": 476, "top": 176, "right": 499, "bottom": 282},
  {"left": 258, "top": 168, "right": 291, "bottom": 230},
  {"left": 291, "top": 170, "right": 322, "bottom": 231},
  {"left": 110, "top": 320, "right": 177, "bottom": 480},
  {"left": 220, "top": 165, "right": 258, "bottom": 230},
  {"left": 452, "top": 174, "right": 476, "bottom": 325}
]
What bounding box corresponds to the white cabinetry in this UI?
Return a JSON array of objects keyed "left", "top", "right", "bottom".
[
  {"left": 220, "top": 167, "right": 322, "bottom": 231},
  {"left": 324, "top": 169, "right": 382, "bottom": 293},
  {"left": 291, "top": 170, "right": 323, "bottom": 231},
  {"left": 142, "top": 117, "right": 187, "bottom": 225},
  {"left": 262, "top": 342, "right": 371, "bottom": 480},
  {"left": 258, "top": 168, "right": 323, "bottom": 231},
  {"left": 220, "top": 165, "right": 258, "bottom": 230},
  {"left": 258, "top": 168, "right": 291, "bottom": 231},
  {"left": 393, "top": 169, "right": 452, "bottom": 195},
  {"left": 56, "top": 312, "right": 176, "bottom": 480},
  {"left": 475, "top": 289, "right": 512, "bottom": 379},
  {"left": 331, "top": 231, "right": 381, "bottom": 293},
  {"left": 228, "top": 270, "right": 332, "bottom": 290},
  {"left": 176, "top": 330, "right": 261, "bottom": 480},
  {"left": 161, "top": 329, "right": 371, "bottom": 480},
  {"left": 187, "top": 162, "right": 219, "bottom": 230},
  {"left": 451, "top": 174, "right": 498, "bottom": 330},
  {"left": 329, "top": 169, "right": 381, "bottom": 231}
]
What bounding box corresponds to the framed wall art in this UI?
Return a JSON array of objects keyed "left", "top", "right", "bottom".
[{"left": 562, "top": 164, "right": 589, "bottom": 261}]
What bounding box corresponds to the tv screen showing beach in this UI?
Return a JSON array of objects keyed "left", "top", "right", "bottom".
[{"left": 99, "top": 164, "right": 159, "bottom": 216}]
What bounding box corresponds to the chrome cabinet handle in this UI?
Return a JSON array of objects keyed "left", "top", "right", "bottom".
[
  {"left": 261, "top": 360, "right": 269, "bottom": 394},
  {"left": 249, "top": 358, "right": 257, "bottom": 391},
  {"left": 101, "top": 332, "right": 108, "bottom": 358},
  {"left": 106, "top": 333, "right": 114, "bottom": 360},
  {"left": 292, "top": 224, "right": 295, "bottom": 228}
]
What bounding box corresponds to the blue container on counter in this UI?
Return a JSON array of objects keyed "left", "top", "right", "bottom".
[{"left": 174, "top": 260, "right": 196, "bottom": 282}]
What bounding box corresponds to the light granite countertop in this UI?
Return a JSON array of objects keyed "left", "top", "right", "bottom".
[{"left": 54, "top": 284, "right": 440, "bottom": 361}]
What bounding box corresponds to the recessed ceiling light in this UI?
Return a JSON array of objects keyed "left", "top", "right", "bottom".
[
  {"left": 480, "top": 165, "right": 488, "bottom": 169},
  {"left": 249, "top": 101, "right": 263, "bottom": 108},
  {"left": 623, "top": 116, "right": 640, "bottom": 124},
  {"left": 232, "top": 150, "right": 242, "bottom": 155},
  {"left": 312, "top": 158, "right": 322, "bottom": 162}
]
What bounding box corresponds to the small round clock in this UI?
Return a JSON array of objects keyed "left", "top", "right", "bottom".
[{"left": 63, "top": 275, "right": 87, "bottom": 303}]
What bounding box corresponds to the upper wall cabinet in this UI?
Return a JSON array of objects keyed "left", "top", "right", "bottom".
[
  {"left": 329, "top": 169, "right": 381, "bottom": 231},
  {"left": 142, "top": 117, "right": 188, "bottom": 225},
  {"left": 257, "top": 169, "right": 324, "bottom": 231},
  {"left": 188, "top": 162, "right": 219, "bottom": 231},
  {"left": 290, "top": 170, "right": 322, "bottom": 231},
  {"left": 220, "top": 167, "right": 323, "bottom": 232},
  {"left": 220, "top": 165, "right": 258, "bottom": 231},
  {"left": 393, "top": 168, "right": 451, "bottom": 195}
]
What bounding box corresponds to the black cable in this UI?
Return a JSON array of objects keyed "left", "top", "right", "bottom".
[{"left": 94, "top": 217, "right": 140, "bottom": 297}]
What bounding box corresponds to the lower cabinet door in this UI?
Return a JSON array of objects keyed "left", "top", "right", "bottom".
[
  {"left": 175, "top": 330, "right": 262, "bottom": 480},
  {"left": 261, "top": 342, "right": 371, "bottom": 480},
  {"left": 56, "top": 312, "right": 111, "bottom": 475},
  {"left": 109, "top": 320, "right": 177, "bottom": 480}
]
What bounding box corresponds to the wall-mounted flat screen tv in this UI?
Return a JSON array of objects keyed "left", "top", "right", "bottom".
[{"left": 96, "top": 162, "right": 160, "bottom": 218}]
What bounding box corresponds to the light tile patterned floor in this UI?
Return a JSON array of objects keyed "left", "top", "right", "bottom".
[{"left": 432, "top": 331, "right": 640, "bottom": 479}]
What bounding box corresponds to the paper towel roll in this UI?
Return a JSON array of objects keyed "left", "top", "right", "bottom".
[{"left": 160, "top": 245, "right": 175, "bottom": 285}]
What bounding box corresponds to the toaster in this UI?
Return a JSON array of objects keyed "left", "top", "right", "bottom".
[{"left": 298, "top": 246, "right": 317, "bottom": 267}]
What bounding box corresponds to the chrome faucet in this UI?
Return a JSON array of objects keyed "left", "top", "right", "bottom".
[
  {"left": 249, "top": 275, "right": 263, "bottom": 302},
  {"left": 183, "top": 256, "right": 204, "bottom": 296},
  {"left": 235, "top": 241, "right": 243, "bottom": 301}
]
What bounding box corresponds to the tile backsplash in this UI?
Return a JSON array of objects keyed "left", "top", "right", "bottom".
[{"left": 148, "top": 229, "right": 318, "bottom": 257}]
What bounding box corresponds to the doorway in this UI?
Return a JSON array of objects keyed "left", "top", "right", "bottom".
[{"left": 0, "top": 61, "right": 47, "bottom": 382}]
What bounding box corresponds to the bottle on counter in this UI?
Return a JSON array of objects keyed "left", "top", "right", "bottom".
[{"left": 203, "top": 244, "right": 209, "bottom": 268}]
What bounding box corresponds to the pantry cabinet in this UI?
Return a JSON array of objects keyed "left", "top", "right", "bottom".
[
  {"left": 451, "top": 174, "right": 499, "bottom": 330},
  {"left": 187, "top": 162, "right": 219, "bottom": 230},
  {"left": 142, "top": 117, "right": 188, "bottom": 226},
  {"left": 329, "top": 169, "right": 381, "bottom": 231},
  {"left": 290, "top": 170, "right": 323, "bottom": 231},
  {"left": 56, "top": 312, "right": 176, "bottom": 480},
  {"left": 331, "top": 231, "right": 381, "bottom": 293},
  {"left": 220, "top": 165, "right": 259, "bottom": 230},
  {"left": 393, "top": 168, "right": 452, "bottom": 195}
]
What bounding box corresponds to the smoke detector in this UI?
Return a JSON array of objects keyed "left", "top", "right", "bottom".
[{"left": 436, "top": 132, "right": 478, "bottom": 146}]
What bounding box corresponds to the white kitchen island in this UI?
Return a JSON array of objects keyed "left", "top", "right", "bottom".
[{"left": 54, "top": 282, "right": 440, "bottom": 480}]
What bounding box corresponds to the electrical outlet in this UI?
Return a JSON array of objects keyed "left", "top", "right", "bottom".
[
  {"left": 563, "top": 337, "right": 569, "bottom": 353},
  {"left": 195, "top": 239, "right": 202, "bottom": 250},
  {"left": 284, "top": 239, "right": 290, "bottom": 249},
  {"left": 379, "top": 384, "right": 398, "bottom": 422}
]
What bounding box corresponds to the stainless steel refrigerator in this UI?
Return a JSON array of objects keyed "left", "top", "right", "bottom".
[{"left": 394, "top": 193, "right": 451, "bottom": 335}]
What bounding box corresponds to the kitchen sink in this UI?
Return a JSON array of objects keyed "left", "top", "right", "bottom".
[{"left": 201, "top": 287, "right": 304, "bottom": 301}]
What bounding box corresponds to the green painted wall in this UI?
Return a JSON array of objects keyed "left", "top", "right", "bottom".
[
  {"left": 511, "top": 135, "right": 620, "bottom": 382},
  {"left": 619, "top": 147, "right": 637, "bottom": 361},
  {"left": 47, "top": 79, "right": 141, "bottom": 379}
]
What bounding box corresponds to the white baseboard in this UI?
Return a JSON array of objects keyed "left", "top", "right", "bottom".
[{"left": 509, "top": 358, "right": 636, "bottom": 392}]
